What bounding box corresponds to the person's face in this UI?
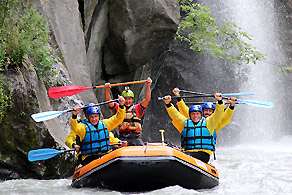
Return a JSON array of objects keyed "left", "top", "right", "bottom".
[
  {"left": 190, "top": 111, "right": 202, "bottom": 123},
  {"left": 124, "top": 97, "right": 134, "bottom": 107},
  {"left": 89, "top": 113, "right": 99, "bottom": 125},
  {"left": 203, "top": 108, "right": 214, "bottom": 118}
]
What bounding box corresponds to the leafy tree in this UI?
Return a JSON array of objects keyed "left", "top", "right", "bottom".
[
  {"left": 176, "top": 1, "right": 266, "bottom": 65},
  {"left": 0, "top": 0, "right": 60, "bottom": 79},
  {"left": 0, "top": 79, "right": 12, "bottom": 123}
]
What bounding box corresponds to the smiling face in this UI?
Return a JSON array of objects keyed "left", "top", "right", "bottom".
[
  {"left": 190, "top": 111, "right": 202, "bottom": 123},
  {"left": 124, "top": 97, "right": 134, "bottom": 107},
  {"left": 88, "top": 113, "right": 100, "bottom": 125},
  {"left": 203, "top": 108, "right": 214, "bottom": 118}
]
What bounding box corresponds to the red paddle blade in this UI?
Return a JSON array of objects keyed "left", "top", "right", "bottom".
[{"left": 48, "top": 85, "right": 93, "bottom": 98}]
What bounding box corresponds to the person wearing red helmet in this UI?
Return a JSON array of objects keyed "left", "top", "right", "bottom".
[{"left": 163, "top": 93, "right": 225, "bottom": 163}]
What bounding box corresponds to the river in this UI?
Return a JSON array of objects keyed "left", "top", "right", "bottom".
[
  {"left": 2, "top": 0, "right": 291, "bottom": 194},
  {"left": 1, "top": 136, "right": 291, "bottom": 195}
]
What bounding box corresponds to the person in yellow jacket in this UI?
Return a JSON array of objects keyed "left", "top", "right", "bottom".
[
  {"left": 65, "top": 129, "right": 122, "bottom": 162},
  {"left": 163, "top": 93, "right": 225, "bottom": 163},
  {"left": 172, "top": 88, "right": 236, "bottom": 135},
  {"left": 65, "top": 102, "right": 124, "bottom": 163},
  {"left": 71, "top": 96, "right": 126, "bottom": 165}
]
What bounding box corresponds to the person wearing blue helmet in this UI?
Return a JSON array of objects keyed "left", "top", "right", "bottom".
[
  {"left": 163, "top": 93, "right": 225, "bottom": 163},
  {"left": 202, "top": 102, "right": 216, "bottom": 118},
  {"left": 70, "top": 96, "right": 126, "bottom": 165},
  {"left": 172, "top": 87, "right": 236, "bottom": 140},
  {"left": 65, "top": 102, "right": 123, "bottom": 165}
]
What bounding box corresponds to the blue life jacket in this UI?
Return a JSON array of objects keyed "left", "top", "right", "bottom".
[
  {"left": 80, "top": 120, "right": 110, "bottom": 155},
  {"left": 181, "top": 118, "right": 215, "bottom": 151},
  {"left": 213, "top": 131, "right": 217, "bottom": 142}
]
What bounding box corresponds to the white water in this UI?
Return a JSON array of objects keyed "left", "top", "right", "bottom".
[
  {"left": 221, "top": 0, "right": 286, "bottom": 143},
  {"left": 1, "top": 138, "right": 292, "bottom": 194},
  {"left": 2, "top": 0, "right": 291, "bottom": 194}
]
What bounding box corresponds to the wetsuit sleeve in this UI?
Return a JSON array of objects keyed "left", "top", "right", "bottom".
[
  {"left": 135, "top": 103, "right": 146, "bottom": 118},
  {"left": 206, "top": 102, "right": 225, "bottom": 135},
  {"left": 176, "top": 99, "right": 189, "bottom": 118},
  {"left": 166, "top": 103, "right": 187, "bottom": 133},
  {"left": 65, "top": 130, "right": 77, "bottom": 149},
  {"left": 71, "top": 117, "right": 86, "bottom": 141},
  {"left": 109, "top": 132, "right": 121, "bottom": 144},
  {"left": 215, "top": 106, "right": 234, "bottom": 133},
  {"left": 103, "top": 105, "right": 126, "bottom": 131},
  {"left": 110, "top": 102, "right": 119, "bottom": 114}
]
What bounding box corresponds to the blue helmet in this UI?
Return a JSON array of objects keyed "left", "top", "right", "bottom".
[
  {"left": 189, "top": 105, "right": 203, "bottom": 114},
  {"left": 83, "top": 103, "right": 95, "bottom": 118},
  {"left": 87, "top": 106, "right": 101, "bottom": 115},
  {"left": 202, "top": 102, "right": 216, "bottom": 110}
]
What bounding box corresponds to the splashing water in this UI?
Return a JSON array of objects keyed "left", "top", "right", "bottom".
[
  {"left": 222, "top": 0, "right": 286, "bottom": 143},
  {"left": 198, "top": 0, "right": 289, "bottom": 144}
]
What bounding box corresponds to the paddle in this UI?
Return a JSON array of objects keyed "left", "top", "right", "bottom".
[
  {"left": 177, "top": 90, "right": 274, "bottom": 108},
  {"left": 178, "top": 89, "right": 256, "bottom": 97},
  {"left": 28, "top": 143, "right": 123, "bottom": 161},
  {"left": 157, "top": 92, "right": 255, "bottom": 100},
  {"left": 48, "top": 80, "right": 147, "bottom": 98},
  {"left": 31, "top": 99, "right": 118, "bottom": 122},
  {"left": 185, "top": 101, "right": 242, "bottom": 105}
]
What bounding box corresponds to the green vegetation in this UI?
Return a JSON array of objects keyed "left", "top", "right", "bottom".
[
  {"left": 0, "top": 0, "right": 59, "bottom": 80},
  {"left": 177, "top": 1, "right": 266, "bottom": 65},
  {"left": 0, "top": 79, "right": 12, "bottom": 123},
  {"left": 277, "top": 66, "right": 292, "bottom": 73}
]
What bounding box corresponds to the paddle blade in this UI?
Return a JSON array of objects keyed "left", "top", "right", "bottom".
[
  {"left": 28, "top": 149, "right": 64, "bottom": 161},
  {"left": 221, "top": 92, "right": 255, "bottom": 97},
  {"left": 31, "top": 110, "right": 68, "bottom": 122},
  {"left": 48, "top": 85, "right": 93, "bottom": 98},
  {"left": 237, "top": 99, "right": 274, "bottom": 108}
]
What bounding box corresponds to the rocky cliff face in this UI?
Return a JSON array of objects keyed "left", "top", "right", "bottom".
[
  {"left": 1, "top": 0, "right": 292, "bottom": 180},
  {"left": 0, "top": 0, "right": 180, "bottom": 179},
  {"left": 0, "top": 61, "right": 75, "bottom": 180}
]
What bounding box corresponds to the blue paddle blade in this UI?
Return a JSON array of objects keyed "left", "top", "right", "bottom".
[
  {"left": 31, "top": 110, "right": 68, "bottom": 122},
  {"left": 236, "top": 99, "right": 274, "bottom": 108},
  {"left": 221, "top": 92, "right": 255, "bottom": 97},
  {"left": 28, "top": 149, "right": 64, "bottom": 161}
]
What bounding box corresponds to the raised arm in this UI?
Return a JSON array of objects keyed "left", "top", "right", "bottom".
[
  {"left": 206, "top": 93, "right": 225, "bottom": 132},
  {"left": 140, "top": 77, "right": 152, "bottom": 108},
  {"left": 71, "top": 106, "right": 86, "bottom": 140},
  {"left": 216, "top": 96, "right": 236, "bottom": 133},
  {"left": 173, "top": 88, "right": 189, "bottom": 118},
  {"left": 104, "top": 83, "right": 115, "bottom": 108},
  {"left": 103, "top": 96, "right": 126, "bottom": 131},
  {"left": 164, "top": 95, "right": 187, "bottom": 133}
]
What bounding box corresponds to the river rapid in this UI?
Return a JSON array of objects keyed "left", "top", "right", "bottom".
[{"left": 1, "top": 137, "right": 291, "bottom": 195}]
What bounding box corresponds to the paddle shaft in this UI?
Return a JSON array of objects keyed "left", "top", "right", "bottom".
[
  {"left": 48, "top": 80, "right": 147, "bottom": 98},
  {"left": 158, "top": 94, "right": 221, "bottom": 100},
  {"left": 67, "top": 99, "right": 119, "bottom": 112},
  {"left": 178, "top": 91, "right": 273, "bottom": 108},
  {"left": 94, "top": 80, "right": 147, "bottom": 89},
  {"left": 185, "top": 102, "right": 240, "bottom": 105},
  {"left": 178, "top": 90, "right": 255, "bottom": 97}
]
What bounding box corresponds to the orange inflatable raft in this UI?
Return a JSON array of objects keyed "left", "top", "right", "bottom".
[{"left": 72, "top": 143, "right": 219, "bottom": 191}]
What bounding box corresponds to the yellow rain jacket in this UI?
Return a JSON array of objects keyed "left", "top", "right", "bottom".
[
  {"left": 177, "top": 99, "right": 234, "bottom": 133},
  {"left": 71, "top": 106, "right": 125, "bottom": 160},
  {"left": 166, "top": 102, "right": 225, "bottom": 156}
]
